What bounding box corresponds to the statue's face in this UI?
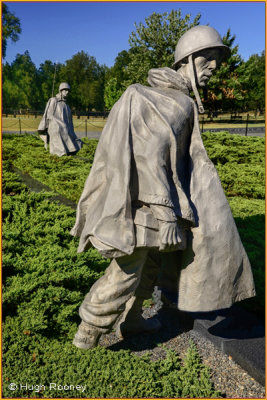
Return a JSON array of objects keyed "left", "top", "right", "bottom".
[
  {"left": 61, "top": 89, "right": 69, "bottom": 101},
  {"left": 194, "top": 48, "right": 222, "bottom": 87}
]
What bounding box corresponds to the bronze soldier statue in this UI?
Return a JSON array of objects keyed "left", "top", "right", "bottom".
[
  {"left": 38, "top": 82, "right": 82, "bottom": 156},
  {"left": 71, "top": 26, "right": 255, "bottom": 349}
]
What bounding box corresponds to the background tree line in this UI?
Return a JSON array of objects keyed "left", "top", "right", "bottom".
[
  {"left": 2, "top": 50, "right": 107, "bottom": 113},
  {"left": 2, "top": 5, "right": 265, "bottom": 114}
]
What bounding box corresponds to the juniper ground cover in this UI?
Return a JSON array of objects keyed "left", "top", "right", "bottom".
[
  {"left": 3, "top": 178, "right": 219, "bottom": 398},
  {"left": 2, "top": 131, "right": 264, "bottom": 397}
]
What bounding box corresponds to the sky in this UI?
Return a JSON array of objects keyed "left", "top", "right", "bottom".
[{"left": 3, "top": 1, "right": 266, "bottom": 68}]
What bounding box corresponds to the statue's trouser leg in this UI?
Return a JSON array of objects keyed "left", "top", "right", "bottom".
[
  {"left": 134, "top": 249, "right": 161, "bottom": 298},
  {"left": 157, "top": 251, "right": 182, "bottom": 290},
  {"left": 116, "top": 250, "right": 161, "bottom": 337},
  {"left": 78, "top": 248, "right": 149, "bottom": 334}
]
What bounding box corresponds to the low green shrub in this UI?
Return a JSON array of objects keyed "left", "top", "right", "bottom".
[
  {"left": 217, "top": 162, "right": 264, "bottom": 199},
  {"left": 3, "top": 134, "right": 96, "bottom": 202},
  {"left": 2, "top": 160, "right": 28, "bottom": 195},
  {"left": 3, "top": 188, "right": 220, "bottom": 398},
  {"left": 3, "top": 316, "right": 220, "bottom": 399},
  {"left": 228, "top": 197, "right": 265, "bottom": 315},
  {"left": 202, "top": 131, "right": 265, "bottom": 165},
  {"left": 2, "top": 131, "right": 265, "bottom": 396},
  {"left": 3, "top": 191, "right": 108, "bottom": 327},
  {"left": 78, "top": 137, "right": 98, "bottom": 159},
  {"left": 3, "top": 132, "right": 265, "bottom": 316},
  {"left": 202, "top": 131, "right": 265, "bottom": 199},
  {"left": 3, "top": 132, "right": 265, "bottom": 201}
]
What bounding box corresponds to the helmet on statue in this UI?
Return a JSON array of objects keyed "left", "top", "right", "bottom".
[
  {"left": 173, "top": 25, "right": 230, "bottom": 70},
  {"left": 59, "top": 82, "right": 71, "bottom": 92},
  {"left": 172, "top": 26, "right": 230, "bottom": 114}
]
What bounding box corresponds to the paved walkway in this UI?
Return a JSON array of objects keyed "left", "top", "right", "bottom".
[
  {"left": 2, "top": 130, "right": 101, "bottom": 139},
  {"left": 77, "top": 128, "right": 265, "bottom": 139},
  {"left": 2, "top": 127, "right": 265, "bottom": 138},
  {"left": 202, "top": 126, "right": 265, "bottom": 137}
]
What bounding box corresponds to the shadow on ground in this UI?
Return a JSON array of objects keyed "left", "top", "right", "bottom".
[{"left": 107, "top": 308, "right": 194, "bottom": 352}]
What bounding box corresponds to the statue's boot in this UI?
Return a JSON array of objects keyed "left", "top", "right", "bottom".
[
  {"left": 116, "top": 296, "right": 161, "bottom": 338},
  {"left": 73, "top": 321, "right": 102, "bottom": 350}
]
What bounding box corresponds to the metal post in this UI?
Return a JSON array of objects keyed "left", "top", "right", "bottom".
[
  {"left": 19, "top": 118, "right": 22, "bottom": 134},
  {"left": 85, "top": 119, "right": 87, "bottom": 137},
  {"left": 245, "top": 114, "right": 249, "bottom": 136},
  {"left": 201, "top": 117, "right": 204, "bottom": 133},
  {"left": 52, "top": 63, "right": 57, "bottom": 97}
]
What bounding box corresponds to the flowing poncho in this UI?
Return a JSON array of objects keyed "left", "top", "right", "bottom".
[
  {"left": 71, "top": 67, "right": 255, "bottom": 312},
  {"left": 38, "top": 93, "right": 82, "bottom": 156}
]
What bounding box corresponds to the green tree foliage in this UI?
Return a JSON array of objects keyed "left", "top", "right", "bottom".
[
  {"left": 206, "top": 31, "right": 265, "bottom": 113},
  {"left": 2, "top": 50, "right": 107, "bottom": 112},
  {"left": 2, "top": 3, "right": 21, "bottom": 59},
  {"left": 2, "top": 68, "right": 25, "bottom": 109},
  {"left": 2, "top": 51, "right": 40, "bottom": 109},
  {"left": 60, "top": 51, "right": 107, "bottom": 112},
  {"left": 104, "top": 50, "right": 131, "bottom": 109},
  {"left": 205, "top": 29, "right": 245, "bottom": 112},
  {"left": 38, "top": 60, "right": 64, "bottom": 108},
  {"left": 104, "top": 77, "right": 124, "bottom": 110},
  {"left": 238, "top": 51, "right": 265, "bottom": 113},
  {"left": 108, "top": 50, "right": 131, "bottom": 84},
  {"left": 2, "top": 5, "right": 264, "bottom": 115},
  {"left": 123, "top": 10, "right": 201, "bottom": 86}
]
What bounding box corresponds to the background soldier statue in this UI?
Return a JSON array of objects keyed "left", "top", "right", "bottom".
[
  {"left": 38, "top": 82, "right": 82, "bottom": 156},
  {"left": 70, "top": 26, "right": 255, "bottom": 349}
]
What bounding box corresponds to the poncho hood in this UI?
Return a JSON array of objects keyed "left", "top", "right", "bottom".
[{"left": 147, "top": 67, "right": 190, "bottom": 95}]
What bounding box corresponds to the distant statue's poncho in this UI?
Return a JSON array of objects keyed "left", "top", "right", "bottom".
[{"left": 38, "top": 93, "right": 82, "bottom": 157}]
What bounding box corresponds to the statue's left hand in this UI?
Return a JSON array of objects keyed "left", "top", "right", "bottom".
[{"left": 158, "top": 220, "right": 183, "bottom": 251}]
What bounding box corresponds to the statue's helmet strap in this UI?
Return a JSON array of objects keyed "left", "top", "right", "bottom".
[
  {"left": 173, "top": 25, "right": 230, "bottom": 69},
  {"left": 188, "top": 55, "right": 205, "bottom": 114},
  {"left": 59, "top": 82, "right": 71, "bottom": 91}
]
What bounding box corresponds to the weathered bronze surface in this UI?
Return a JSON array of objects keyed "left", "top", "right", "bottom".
[
  {"left": 38, "top": 82, "right": 82, "bottom": 156},
  {"left": 71, "top": 26, "right": 255, "bottom": 350}
]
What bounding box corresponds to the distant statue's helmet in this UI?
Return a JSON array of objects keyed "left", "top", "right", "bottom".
[
  {"left": 59, "top": 82, "right": 71, "bottom": 91},
  {"left": 173, "top": 25, "right": 231, "bottom": 69}
]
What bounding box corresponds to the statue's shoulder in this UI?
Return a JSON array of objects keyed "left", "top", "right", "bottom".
[
  {"left": 121, "top": 84, "right": 194, "bottom": 116},
  {"left": 123, "top": 83, "right": 165, "bottom": 100},
  {"left": 47, "top": 96, "right": 58, "bottom": 106},
  {"left": 123, "top": 83, "right": 144, "bottom": 95},
  {"left": 44, "top": 96, "right": 59, "bottom": 116},
  {"left": 166, "top": 88, "right": 194, "bottom": 107},
  {"left": 117, "top": 83, "right": 149, "bottom": 104},
  {"left": 127, "top": 82, "right": 162, "bottom": 92}
]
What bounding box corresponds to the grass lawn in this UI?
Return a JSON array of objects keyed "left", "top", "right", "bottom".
[
  {"left": 2, "top": 113, "right": 265, "bottom": 133},
  {"left": 2, "top": 116, "right": 105, "bottom": 132},
  {"left": 201, "top": 122, "right": 265, "bottom": 129}
]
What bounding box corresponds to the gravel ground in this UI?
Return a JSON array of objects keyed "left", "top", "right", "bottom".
[{"left": 99, "top": 305, "right": 265, "bottom": 398}]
